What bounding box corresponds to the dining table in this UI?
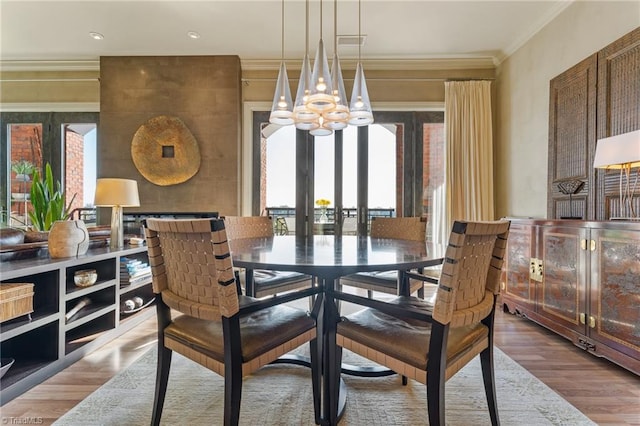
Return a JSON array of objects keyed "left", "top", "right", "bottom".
[{"left": 230, "top": 234, "right": 445, "bottom": 424}]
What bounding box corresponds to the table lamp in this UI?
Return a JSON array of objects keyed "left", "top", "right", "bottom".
[
  {"left": 94, "top": 178, "right": 140, "bottom": 248},
  {"left": 593, "top": 130, "right": 640, "bottom": 219}
]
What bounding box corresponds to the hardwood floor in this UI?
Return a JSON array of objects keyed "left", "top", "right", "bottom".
[{"left": 1, "top": 302, "right": 639, "bottom": 425}]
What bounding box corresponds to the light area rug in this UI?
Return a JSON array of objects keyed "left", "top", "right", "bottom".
[{"left": 53, "top": 346, "right": 595, "bottom": 426}]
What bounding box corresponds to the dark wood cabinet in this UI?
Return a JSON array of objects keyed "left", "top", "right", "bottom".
[
  {"left": 0, "top": 245, "right": 153, "bottom": 404},
  {"left": 502, "top": 219, "right": 640, "bottom": 375}
]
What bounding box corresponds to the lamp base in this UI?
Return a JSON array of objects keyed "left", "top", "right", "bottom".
[{"left": 110, "top": 205, "right": 124, "bottom": 249}]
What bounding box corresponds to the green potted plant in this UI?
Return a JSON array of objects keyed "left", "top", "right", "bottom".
[
  {"left": 28, "top": 163, "right": 76, "bottom": 233},
  {"left": 11, "top": 160, "right": 36, "bottom": 182}
]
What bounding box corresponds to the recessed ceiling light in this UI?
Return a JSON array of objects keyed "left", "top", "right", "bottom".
[
  {"left": 187, "top": 31, "right": 201, "bottom": 39},
  {"left": 89, "top": 32, "right": 104, "bottom": 40}
]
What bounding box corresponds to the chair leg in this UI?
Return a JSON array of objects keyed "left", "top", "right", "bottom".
[
  {"left": 151, "top": 345, "right": 173, "bottom": 426},
  {"left": 328, "top": 343, "right": 343, "bottom": 426},
  {"left": 309, "top": 338, "right": 321, "bottom": 424},
  {"left": 224, "top": 360, "right": 243, "bottom": 426},
  {"left": 426, "top": 369, "right": 445, "bottom": 426},
  {"left": 480, "top": 345, "right": 500, "bottom": 426}
]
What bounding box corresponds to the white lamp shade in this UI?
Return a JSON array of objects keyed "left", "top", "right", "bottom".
[
  {"left": 94, "top": 178, "right": 140, "bottom": 207},
  {"left": 593, "top": 130, "right": 640, "bottom": 169}
]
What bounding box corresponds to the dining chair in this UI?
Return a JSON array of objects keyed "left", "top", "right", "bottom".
[
  {"left": 144, "top": 218, "right": 321, "bottom": 426},
  {"left": 326, "top": 220, "right": 510, "bottom": 425},
  {"left": 223, "top": 216, "right": 315, "bottom": 299},
  {"left": 339, "top": 216, "right": 431, "bottom": 298}
]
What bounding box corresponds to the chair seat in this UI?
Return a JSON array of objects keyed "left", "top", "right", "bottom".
[
  {"left": 337, "top": 296, "right": 488, "bottom": 370},
  {"left": 238, "top": 269, "right": 313, "bottom": 297},
  {"left": 254, "top": 269, "right": 310, "bottom": 287},
  {"left": 341, "top": 270, "right": 424, "bottom": 295},
  {"left": 165, "top": 297, "right": 315, "bottom": 363}
]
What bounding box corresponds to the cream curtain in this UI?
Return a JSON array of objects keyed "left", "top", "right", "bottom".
[{"left": 444, "top": 80, "right": 495, "bottom": 234}]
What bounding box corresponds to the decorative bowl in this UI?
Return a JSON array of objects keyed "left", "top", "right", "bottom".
[
  {"left": 74, "top": 269, "right": 98, "bottom": 287},
  {"left": 0, "top": 357, "right": 15, "bottom": 379}
]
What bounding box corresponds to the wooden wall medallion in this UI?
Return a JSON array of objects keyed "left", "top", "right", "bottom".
[{"left": 131, "top": 115, "right": 200, "bottom": 186}]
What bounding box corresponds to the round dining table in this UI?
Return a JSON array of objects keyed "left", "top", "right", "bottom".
[
  {"left": 230, "top": 234, "right": 444, "bottom": 290},
  {"left": 229, "top": 234, "right": 445, "bottom": 424}
]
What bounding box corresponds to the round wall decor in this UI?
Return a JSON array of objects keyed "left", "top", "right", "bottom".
[{"left": 131, "top": 115, "right": 200, "bottom": 186}]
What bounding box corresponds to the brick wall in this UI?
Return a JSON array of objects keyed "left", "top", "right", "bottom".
[
  {"left": 9, "top": 124, "right": 43, "bottom": 219},
  {"left": 422, "top": 122, "right": 445, "bottom": 222},
  {"left": 64, "top": 128, "right": 84, "bottom": 212}
]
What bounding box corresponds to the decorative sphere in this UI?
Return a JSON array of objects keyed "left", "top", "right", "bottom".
[{"left": 124, "top": 300, "right": 136, "bottom": 311}]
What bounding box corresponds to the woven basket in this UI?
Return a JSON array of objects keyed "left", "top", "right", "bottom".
[{"left": 0, "top": 283, "right": 34, "bottom": 322}]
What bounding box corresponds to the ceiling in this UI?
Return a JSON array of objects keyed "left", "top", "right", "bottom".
[{"left": 1, "top": 0, "right": 573, "bottom": 70}]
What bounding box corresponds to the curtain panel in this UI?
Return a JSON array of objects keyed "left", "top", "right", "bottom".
[{"left": 444, "top": 80, "right": 495, "bottom": 235}]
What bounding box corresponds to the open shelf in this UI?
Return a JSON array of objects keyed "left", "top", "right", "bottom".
[
  {"left": 0, "top": 321, "right": 59, "bottom": 390},
  {"left": 65, "top": 311, "right": 116, "bottom": 354},
  {"left": 0, "top": 244, "right": 153, "bottom": 404}
]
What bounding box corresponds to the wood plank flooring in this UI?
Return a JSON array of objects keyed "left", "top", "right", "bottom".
[{"left": 1, "top": 303, "right": 639, "bottom": 425}]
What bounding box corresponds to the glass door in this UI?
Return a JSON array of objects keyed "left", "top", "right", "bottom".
[
  {"left": 1, "top": 112, "right": 99, "bottom": 228},
  {"left": 253, "top": 110, "right": 444, "bottom": 237}
]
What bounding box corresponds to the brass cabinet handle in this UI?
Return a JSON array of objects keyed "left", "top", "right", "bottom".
[
  {"left": 579, "top": 313, "right": 586, "bottom": 324},
  {"left": 590, "top": 239, "right": 596, "bottom": 252},
  {"left": 589, "top": 316, "right": 596, "bottom": 328},
  {"left": 581, "top": 239, "right": 587, "bottom": 250}
]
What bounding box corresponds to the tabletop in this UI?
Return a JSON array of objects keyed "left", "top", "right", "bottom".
[{"left": 230, "top": 235, "right": 445, "bottom": 281}]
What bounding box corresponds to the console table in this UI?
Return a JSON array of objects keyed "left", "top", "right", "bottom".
[
  {"left": 501, "top": 218, "right": 640, "bottom": 375},
  {"left": 0, "top": 245, "right": 153, "bottom": 404}
]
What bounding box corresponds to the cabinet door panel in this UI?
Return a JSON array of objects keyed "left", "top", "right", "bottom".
[
  {"left": 539, "top": 226, "right": 588, "bottom": 335},
  {"left": 502, "top": 223, "right": 536, "bottom": 313},
  {"left": 590, "top": 229, "right": 640, "bottom": 360},
  {"left": 547, "top": 54, "right": 597, "bottom": 220}
]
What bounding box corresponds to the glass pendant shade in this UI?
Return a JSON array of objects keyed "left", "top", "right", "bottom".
[
  {"left": 323, "top": 52, "right": 349, "bottom": 130},
  {"left": 348, "top": 62, "right": 373, "bottom": 126},
  {"left": 307, "top": 38, "right": 336, "bottom": 113},
  {"left": 293, "top": 53, "right": 319, "bottom": 130},
  {"left": 310, "top": 116, "right": 333, "bottom": 136},
  {"left": 269, "top": 61, "right": 294, "bottom": 125}
]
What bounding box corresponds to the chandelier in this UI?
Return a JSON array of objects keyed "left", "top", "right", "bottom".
[{"left": 269, "top": 0, "right": 373, "bottom": 135}]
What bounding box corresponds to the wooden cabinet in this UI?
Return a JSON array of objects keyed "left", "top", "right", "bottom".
[
  {"left": 0, "top": 245, "right": 154, "bottom": 404},
  {"left": 502, "top": 219, "right": 640, "bottom": 375}
]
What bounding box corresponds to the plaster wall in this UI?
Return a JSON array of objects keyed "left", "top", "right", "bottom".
[{"left": 495, "top": 2, "right": 640, "bottom": 219}]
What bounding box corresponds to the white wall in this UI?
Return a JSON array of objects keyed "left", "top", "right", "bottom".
[{"left": 495, "top": 1, "right": 639, "bottom": 219}]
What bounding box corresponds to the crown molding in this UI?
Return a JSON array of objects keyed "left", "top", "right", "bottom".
[
  {"left": 1, "top": 56, "right": 497, "bottom": 73},
  {"left": 0, "top": 60, "right": 100, "bottom": 72},
  {"left": 242, "top": 56, "right": 496, "bottom": 71},
  {"left": 0, "top": 102, "right": 100, "bottom": 112}
]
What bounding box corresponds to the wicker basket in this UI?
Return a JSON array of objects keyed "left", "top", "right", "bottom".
[{"left": 0, "top": 283, "right": 34, "bottom": 322}]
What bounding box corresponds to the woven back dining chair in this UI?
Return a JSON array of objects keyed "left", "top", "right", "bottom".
[
  {"left": 223, "top": 216, "right": 316, "bottom": 299},
  {"left": 144, "top": 218, "right": 320, "bottom": 426},
  {"left": 339, "top": 216, "right": 431, "bottom": 298},
  {"left": 327, "top": 220, "right": 510, "bottom": 425}
]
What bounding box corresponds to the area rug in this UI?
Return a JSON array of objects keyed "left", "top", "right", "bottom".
[{"left": 53, "top": 346, "right": 595, "bottom": 425}]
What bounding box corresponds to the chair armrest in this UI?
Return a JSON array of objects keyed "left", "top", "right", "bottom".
[
  {"left": 405, "top": 270, "right": 439, "bottom": 284},
  {"left": 237, "top": 285, "right": 321, "bottom": 316},
  {"left": 329, "top": 289, "right": 433, "bottom": 323}
]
